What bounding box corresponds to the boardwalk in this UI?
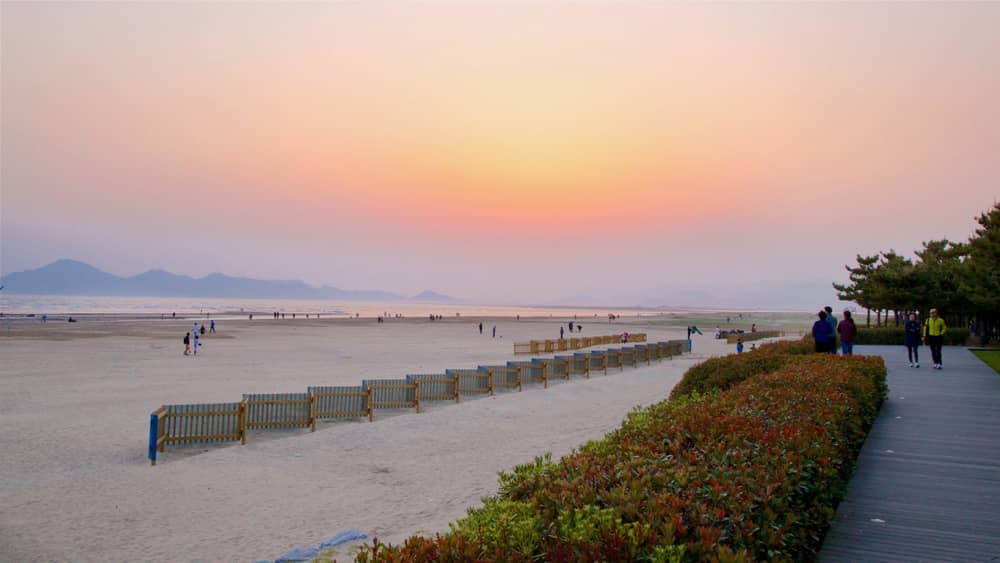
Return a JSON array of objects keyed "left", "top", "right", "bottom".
[{"left": 820, "top": 346, "right": 1000, "bottom": 562}]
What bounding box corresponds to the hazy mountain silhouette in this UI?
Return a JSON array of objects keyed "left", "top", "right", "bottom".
[
  {"left": 1, "top": 259, "right": 459, "bottom": 302},
  {"left": 410, "top": 290, "right": 459, "bottom": 303}
]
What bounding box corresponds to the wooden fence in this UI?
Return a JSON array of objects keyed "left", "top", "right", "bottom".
[
  {"left": 363, "top": 379, "right": 418, "bottom": 418},
  {"left": 481, "top": 365, "right": 522, "bottom": 392},
  {"left": 310, "top": 386, "right": 370, "bottom": 423},
  {"left": 406, "top": 374, "right": 461, "bottom": 404},
  {"left": 244, "top": 393, "right": 313, "bottom": 431},
  {"left": 513, "top": 333, "right": 646, "bottom": 355},
  {"left": 724, "top": 330, "right": 784, "bottom": 344},
  {"left": 447, "top": 368, "right": 493, "bottom": 396},
  {"left": 148, "top": 402, "right": 245, "bottom": 465},
  {"left": 148, "top": 339, "right": 688, "bottom": 464}
]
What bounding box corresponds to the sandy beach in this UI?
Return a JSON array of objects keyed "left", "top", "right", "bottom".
[{"left": 0, "top": 315, "right": 761, "bottom": 562}]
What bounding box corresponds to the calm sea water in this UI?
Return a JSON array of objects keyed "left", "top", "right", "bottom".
[{"left": 0, "top": 294, "right": 658, "bottom": 319}]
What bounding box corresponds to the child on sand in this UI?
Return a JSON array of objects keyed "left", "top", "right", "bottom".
[{"left": 183, "top": 332, "right": 191, "bottom": 355}]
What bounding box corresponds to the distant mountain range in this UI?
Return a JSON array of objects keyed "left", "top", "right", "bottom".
[{"left": 0, "top": 260, "right": 460, "bottom": 302}]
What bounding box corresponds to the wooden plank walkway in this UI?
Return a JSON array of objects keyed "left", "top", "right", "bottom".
[{"left": 820, "top": 345, "right": 1000, "bottom": 562}]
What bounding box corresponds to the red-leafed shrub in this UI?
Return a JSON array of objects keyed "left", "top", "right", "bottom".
[{"left": 356, "top": 353, "right": 886, "bottom": 563}]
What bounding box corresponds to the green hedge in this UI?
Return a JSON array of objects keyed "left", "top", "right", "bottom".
[
  {"left": 668, "top": 337, "right": 814, "bottom": 400},
  {"left": 356, "top": 353, "right": 887, "bottom": 563},
  {"left": 854, "top": 327, "right": 969, "bottom": 346}
]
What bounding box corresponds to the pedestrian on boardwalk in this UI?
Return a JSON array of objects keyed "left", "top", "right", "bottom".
[
  {"left": 837, "top": 310, "right": 857, "bottom": 356},
  {"left": 209, "top": 319, "right": 216, "bottom": 334},
  {"left": 812, "top": 310, "right": 834, "bottom": 353},
  {"left": 923, "top": 308, "right": 947, "bottom": 369},
  {"left": 904, "top": 312, "right": 921, "bottom": 367},
  {"left": 183, "top": 332, "right": 191, "bottom": 355},
  {"left": 824, "top": 306, "right": 838, "bottom": 354}
]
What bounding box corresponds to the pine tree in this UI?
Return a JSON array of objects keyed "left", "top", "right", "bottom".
[{"left": 961, "top": 203, "right": 1000, "bottom": 342}]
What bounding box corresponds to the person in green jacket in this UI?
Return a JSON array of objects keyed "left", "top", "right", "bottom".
[{"left": 923, "top": 308, "right": 948, "bottom": 370}]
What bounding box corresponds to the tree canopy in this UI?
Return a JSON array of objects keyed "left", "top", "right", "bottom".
[{"left": 833, "top": 202, "right": 1000, "bottom": 330}]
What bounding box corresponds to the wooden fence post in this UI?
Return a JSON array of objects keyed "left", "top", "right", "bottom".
[
  {"left": 453, "top": 374, "right": 460, "bottom": 402},
  {"left": 309, "top": 392, "right": 317, "bottom": 432},
  {"left": 415, "top": 381, "right": 421, "bottom": 414},
  {"left": 148, "top": 411, "right": 160, "bottom": 466},
  {"left": 366, "top": 387, "right": 373, "bottom": 422},
  {"left": 239, "top": 401, "right": 247, "bottom": 444}
]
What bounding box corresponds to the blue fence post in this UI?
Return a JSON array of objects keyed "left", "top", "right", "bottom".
[{"left": 148, "top": 412, "right": 159, "bottom": 466}]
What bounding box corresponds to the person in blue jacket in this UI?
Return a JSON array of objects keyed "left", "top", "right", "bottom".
[
  {"left": 904, "top": 312, "right": 921, "bottom": 368},
  {"left": 812, "top": 310, "right": 834, "bottom": 353}
]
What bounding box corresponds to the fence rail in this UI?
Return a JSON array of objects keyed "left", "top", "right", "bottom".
[{"left": 149, "top": 339, "right": 688, "bottom": 464}]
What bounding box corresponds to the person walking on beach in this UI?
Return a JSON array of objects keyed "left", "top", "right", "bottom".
[
  {"left": 209, "top": 319, "right": 216, "bottom": 334},
  {"left": 736, "top": 338, "right": 744, "bottom": 354},
  {"left": 199, "top": 324, "right": 206, "bottom": 336},
  {"left": 904, "top": 312, "right": 921, "bottom": 367},
  {"left": 479, "top": 322, "right": 483, "bottom": 335},
  {"left": 560, "top": 326, "right": 564, "bottom": 339},
  {"left": 183, "top": 332, "right": 191, "bottom": 355},
  {"left": 824, "top": 306, "right": 838, "bottom": 354},
  {"left": 193, "top": 332, "right": 200, "bottom": 356},
  {"left": 192, "top": 322, "right": 199, "bottom": 336},
  {"left": 492, "top": 325, "right": 496, "bottom": 338},
  {"left": 837, "top": 310, "right": 857, "bottom": 356},
  {"left": 924, "top": 308, "right": 947, "bottom": 369},
  {"left": 813, "top": 311, "right": 834, "bottom": 353}
]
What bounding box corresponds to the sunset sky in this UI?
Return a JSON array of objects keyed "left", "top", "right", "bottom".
[{"left": 3, "top": 2, "right": 999, "bottom": 306}]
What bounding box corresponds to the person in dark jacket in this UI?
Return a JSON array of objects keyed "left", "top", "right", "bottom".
[
  {"left": 812, "top": 310, "right": 834, "bottom": 353},
  {"left": 837, "top": 310, "right": 857, "bottom": 356},
  {"left": 824, "top": 306, "right": 838, "bottom": 354},
  {"left": 904, "top": 312, "right": 921, "bottom": 368}
]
